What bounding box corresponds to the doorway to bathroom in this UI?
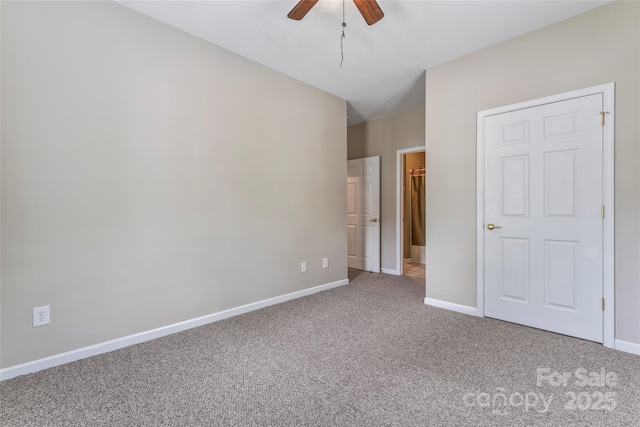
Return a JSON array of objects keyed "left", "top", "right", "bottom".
[{"left": 396, "top": 147, "right": 426, "bottom": 279}]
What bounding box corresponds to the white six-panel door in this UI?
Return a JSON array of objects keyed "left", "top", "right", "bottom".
[
  {"left": 347, "top": 156, "right": 381, "bottom": 272},
  {"left": 484, "top": 94, "right": 604, "bottom": 342}
]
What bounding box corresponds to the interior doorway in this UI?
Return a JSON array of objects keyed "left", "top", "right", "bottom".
[{"left": 396, "top": 147, "right": 426, "bottom": 279}]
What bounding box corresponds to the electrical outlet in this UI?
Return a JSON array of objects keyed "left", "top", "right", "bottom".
[
  {"left": 33, "top": 305, "right": 50, "bottom": 327},
  {"left": 301, "top": 262, "right": 307, "bottom": 272},
  {"left": 323, "top": 258, "right": 329, "bottom": 269}
]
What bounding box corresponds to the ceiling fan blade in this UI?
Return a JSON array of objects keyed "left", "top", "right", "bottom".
[
  {"left": 287, "top": 0, "right": 320, "bottom": 21},
  {"left": 353, "top": 0, "right": 384, "bottom": 25}
]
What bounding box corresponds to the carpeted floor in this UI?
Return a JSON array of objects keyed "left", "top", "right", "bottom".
[{"left": 1, "top": 270, "right": 639, "bottom": 426}]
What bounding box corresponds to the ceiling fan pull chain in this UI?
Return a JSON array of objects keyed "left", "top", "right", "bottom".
[
  {"left": 340, "top": 22, "right": 346, "bottom": 67},
  {"left": 340, "top": 0, "right": 346, "bottom": 67}
]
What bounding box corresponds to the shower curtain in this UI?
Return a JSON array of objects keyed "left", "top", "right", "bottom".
[{"left": 410, "top": 175, "right": 425, "bottom": 246}]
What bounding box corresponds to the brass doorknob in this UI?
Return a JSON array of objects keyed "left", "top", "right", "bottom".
[
  {"left": 370, "top": 218, "right": 378, "bottom": 222},
  {"left": 487, "top": 223, "right": 502, "bottom": 230}
]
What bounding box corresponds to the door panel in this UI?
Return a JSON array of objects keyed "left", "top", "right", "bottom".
[
  {"left": 347, "top": 226, "right": 356, "bottom": 257},
  {"left": 545, "top": 150, "right": 578, "bottom": 217},
  {"left": 502, "top": 155, "right": 529, "bottom": 217},
  {"left": 501, "top": 238, "right": 529, "bottom": 302},
  {"left": 347, "top": 182, "right": 356, "bottom": 214},
  {"left": 362, "top": 181, "right": 373, "bottom": 214},
  {"left": 544, "top": 240, "right": 578, "bottom": 310},
  {"left": 484, "top": 94, "right": 603, "bottom": 342}
]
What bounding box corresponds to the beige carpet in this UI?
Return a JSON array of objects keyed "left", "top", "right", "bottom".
[{"left": 1, "top": 269, "right": 639, "bottom": 426}]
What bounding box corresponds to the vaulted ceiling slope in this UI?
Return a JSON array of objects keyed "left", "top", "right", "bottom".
[{"left": 119, "top": 1, "right": 610, "bottom": 125}]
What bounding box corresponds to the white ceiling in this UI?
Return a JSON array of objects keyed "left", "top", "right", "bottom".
[{"left": 119, "top": 0, "right": 610, "bottom": 124}]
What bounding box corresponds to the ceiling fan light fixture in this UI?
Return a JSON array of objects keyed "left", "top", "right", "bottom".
[{"left": 287, "top": 0, "right": 384, "bottom": 25}]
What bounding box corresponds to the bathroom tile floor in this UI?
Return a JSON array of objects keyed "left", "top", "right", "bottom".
[{"left": 403, "top": 261, "right": 425, "bottom": 279}]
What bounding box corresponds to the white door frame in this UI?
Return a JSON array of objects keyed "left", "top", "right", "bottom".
[
  {"left": 396, "top": 146, "right": 426, "bottom": 276},
  {"left": 476, "top": 83, "right": 615, "bottom": 348}
]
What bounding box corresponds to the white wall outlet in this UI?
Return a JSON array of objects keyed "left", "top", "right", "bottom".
[
  {"left": 301, "top": 262, "right": 307, "bottom": 272},
  {"left": 322, "top": 258, "right": 329, "bottom": 269},
  {"left": 33, "top": 305, "right": 50, "bottom": 327}
]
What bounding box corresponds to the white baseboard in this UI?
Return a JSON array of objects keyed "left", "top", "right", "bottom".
[
  {"left": 424, "top": 297, "right": 478, "bottom": 317},
  {"left": 614, "top": 339, "right": 640, "bottom": 356},
  {"left": 381, "top": 268, "right": 401, "bottom": 276},
  {"left": 0, "top": 278, "right": 349, "bottom": 381}
]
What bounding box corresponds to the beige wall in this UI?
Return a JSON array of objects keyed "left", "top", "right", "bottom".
[
  {"left": 347, "top": 107, "right": 426, "bottom": 272},
  {"left": 426, "top": 1, "right": 640, "bottom": 344},
  {"left": 1, "top": 1, "right": 347, "bottom": 368},
  {"left": 404, "top": 152, "right": 425, "bottom": 257}
]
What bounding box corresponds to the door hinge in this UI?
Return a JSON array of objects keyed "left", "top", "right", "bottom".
[
  {"left": 601, "top": 206, "right": 605, "bottom": 219},
  {"left": 600, "top": 111, "right": 609, "bottom": 127},
  {"left": 602, "top": 298, "right": 605, "bottom": 311}
]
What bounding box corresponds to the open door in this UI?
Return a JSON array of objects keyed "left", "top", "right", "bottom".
[{"left": 347, "top": 156, "right": 381, "bottom": 272}]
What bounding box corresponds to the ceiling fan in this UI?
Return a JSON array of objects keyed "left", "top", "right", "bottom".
[{"left": 287, "top": 0, "right": 384, "bottom": 26}]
